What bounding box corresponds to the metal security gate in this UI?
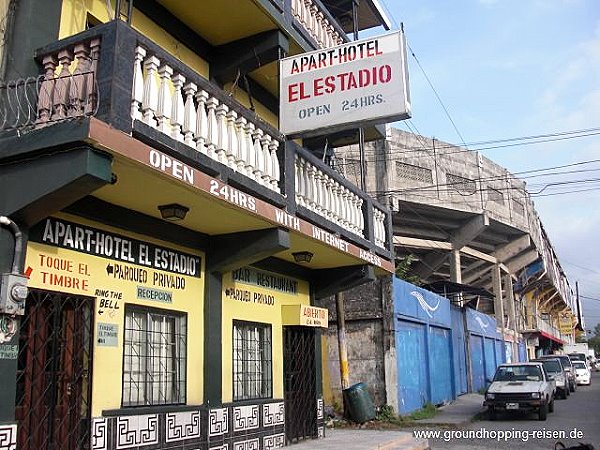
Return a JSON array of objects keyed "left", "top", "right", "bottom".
[
  {"left": 16, "top": 289, "right": 94, "bottom": 450},
  {"left": 283, "top": 326, "right": 316, "bottom": 443}
]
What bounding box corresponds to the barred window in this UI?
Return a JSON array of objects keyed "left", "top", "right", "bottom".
[
  {"left": 513, "top": 198, "right": 525, "bottom": 216},
  {"left": 233, "top": 321, "right": 272, "bottom": 401},
  {"left": 395, "top": 161, "right": 433, "bottom": 183},
  {"left": 122, "top": 306, "right": 187, "bottom": 406},
  {"left": 446, "top": 173, "right": 477, "bottom": 195},
  {"left": 488, "top": 186, "right": 505, "bottom": 204}
]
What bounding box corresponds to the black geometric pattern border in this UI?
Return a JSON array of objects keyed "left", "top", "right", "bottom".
[{"left": 0, "top": 424, "right": 16, "bottom": 450}]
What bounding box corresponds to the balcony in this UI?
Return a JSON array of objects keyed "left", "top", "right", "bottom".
[
  {"left": 0, "top": 20, "right": 392, "bottom": 270},
  {"left": 522, "top": 314, "right": 563, "bottom": 343}
]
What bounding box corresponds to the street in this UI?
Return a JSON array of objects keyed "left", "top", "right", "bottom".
[{"left": 427, "top": 372, "right": 599, "bottom": 449}]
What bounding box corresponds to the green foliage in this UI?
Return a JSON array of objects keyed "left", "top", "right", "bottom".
[
  {"left": 395, "top": 255, "right": 421, "bottom": 285},
  {"left": 376, "top": 404, "right": 397, "bottom": 422},
  {"left": 408, "top": 402, "right": 437, "bottom": 420}
]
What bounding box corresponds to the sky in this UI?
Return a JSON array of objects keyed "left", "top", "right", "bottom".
[{"left": 371, "top": 0, "right": 600, "bottom": 334}]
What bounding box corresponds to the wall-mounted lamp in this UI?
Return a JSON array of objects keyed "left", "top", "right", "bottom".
[
  {"left": 158, "top": 203, "right": 189, "bottom": 221},
  {"left": 292, "top": 251, "right": 313, "bottom": 263}
]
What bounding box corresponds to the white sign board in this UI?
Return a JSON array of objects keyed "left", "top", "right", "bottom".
[{"left": 279, "top": 31, "right": 411, "bottom": 137}]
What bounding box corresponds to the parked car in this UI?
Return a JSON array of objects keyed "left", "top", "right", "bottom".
[
  {"left": 537, "top": 354, "right": 577, "bottom": 392},
  {"left": 568, "top": 352, "right": 587, "bottom": 364},
  {"left": 532, "top": 357, "right": 569, "bottom": 399},
  {"left": 484, "top": 362, "right": 555, "bottom": 421},
  {"left": 572, "top": 360, "right": 591, "bottom": 385}
]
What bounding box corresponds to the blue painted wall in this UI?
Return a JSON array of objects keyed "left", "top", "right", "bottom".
[
  {"left": 394, "top": 278, "right": 454, "bottom": 414},
  {"left": 429, "top": 326, "right": 454, "bottom": 405},
  {"left": 396, "top": 320, "right": 428, "bottom": 414},
  {"left": 394, "top": 279, "right": 451, "bottom": 327},
  {"left": 470, "top": 334, "right": 485, "bottom": 392},
  {"left": 518, "top": 341, "right": 528, "bottom": 362},
  {"left": 394, "top": 279, "right": 515, "bottom": 411},
  {"left": 450, "top": 305, "right": 468, "bottom": 395}
]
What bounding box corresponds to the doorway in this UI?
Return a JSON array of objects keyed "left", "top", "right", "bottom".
[
  {"left": 15, "top": 289, "right": 94, "bottom": 450},
  {"left": 283, "top": 326, "right": 316, "bottom": 443}
]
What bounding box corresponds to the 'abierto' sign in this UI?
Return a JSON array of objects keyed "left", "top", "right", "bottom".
[{"left": 279, "top": 31, "right": 411, "bottom": 137}]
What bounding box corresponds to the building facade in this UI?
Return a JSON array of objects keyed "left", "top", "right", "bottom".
[
  {"left": 0, "top": 1, "right": 394, "bottom": 449},
  {"left": 323, "top": 128, "right": 579, "bottom": 413}
]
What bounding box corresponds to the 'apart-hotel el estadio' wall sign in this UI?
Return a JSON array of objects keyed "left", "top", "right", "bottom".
[{"left": 279, "top": 30, "right": 411, "bottom": 137}]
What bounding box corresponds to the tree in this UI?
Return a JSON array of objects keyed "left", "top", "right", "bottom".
[
  {"left": 588, "top": 323, "right": 600, "bottom": 354},
  {"left": 395, "top": 255, "right": 421, "bottom": 285}
]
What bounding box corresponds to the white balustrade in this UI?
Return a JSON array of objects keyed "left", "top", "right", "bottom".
[
  {"left": 373, "top": 208, "right": 386, "bottom": 249},
  {"left": 295, "top": 155, "right": 365, "bottom": 237},
  {"left": 291, "top": 0, "right": 344, "bottom": 48},
  {"left": 131, "top": 46, "right": 281, "bottom": 192}
]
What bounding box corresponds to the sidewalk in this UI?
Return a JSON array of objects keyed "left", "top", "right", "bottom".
[
  {"left": 288, "top": 429, "right": 430, "bottom": 450},
  {"left": 417, "top": 393, "right": 486, "bottom": 426},
  {"left": 287, "top": 394, "right": 485, "bottom": 449}
]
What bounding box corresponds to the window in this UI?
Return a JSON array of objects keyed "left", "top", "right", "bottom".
[
  {"left": 395, "top": 161, "right": 433, "bottom": 183},
  {"left": 446, "top": 173, "right": 477, "bottom": 195},
  {"left": 233, "top": 321, "right": 272, "bottom": 401},
  {"left": 122, "top": 306, "right": 187, "bottom": 406}
]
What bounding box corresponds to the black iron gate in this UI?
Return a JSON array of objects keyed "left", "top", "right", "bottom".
[
  {"left": 16, "top": 289, "right": 94, "bottom": 450},
  {"left": 283, "top": 326, "right": 317, "bottom": 443}
]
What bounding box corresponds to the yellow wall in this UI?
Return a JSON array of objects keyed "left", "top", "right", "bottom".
[
  {"left": 24, "top": 213, "right": 205, "bottom": 416},
  {"left": 57, "top": 1, "right": 282, "bottom": 135},
  {"left": 58, "top": 0, "right": 209, "bottom": 77},
  {"left": 225, "top": 82, "right": 279, "bottom": 130},
  {"left": 221, "top": 267, "right": 310, "bottom": 402}
]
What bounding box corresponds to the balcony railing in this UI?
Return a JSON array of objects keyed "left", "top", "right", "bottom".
[
  {"left": 131, "top": 45, "right": 281, "bottom": 192},
  {"left": 523, "top": 315, "right": 562, "bottom": 340},
  {"left": 0, "top": 38, "right": 99, "bottom": 131},
  {"left": 16, "top": 20, "right": 391, "bottom": 255},
  {"left": 295, "top": 153, "right": 364, "bottom": 237},
  {"left": 291, "top": 0, "right": 345, "bottom": 48}
]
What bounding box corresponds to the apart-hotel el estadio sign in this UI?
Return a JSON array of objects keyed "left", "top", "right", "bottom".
[{"left": 279, "top": 31, "right": 411, "bottom": 137}]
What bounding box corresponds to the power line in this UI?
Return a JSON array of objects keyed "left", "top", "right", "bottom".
[
  {"left": 334, "top": 127, "right": 600, "bottom": 165},
  {"left": 407, "top": 43, "right": 468, "bottom": 147}
]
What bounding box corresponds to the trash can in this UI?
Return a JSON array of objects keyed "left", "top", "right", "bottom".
[{"left": 343, "top": 382, "right": 376, "bottom": 423}]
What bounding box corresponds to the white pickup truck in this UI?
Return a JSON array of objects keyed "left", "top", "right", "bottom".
[{"left": 484, "top": 362, "right": 556, "bottom": 421}]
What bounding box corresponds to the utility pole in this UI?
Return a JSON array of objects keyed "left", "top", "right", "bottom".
[
  {"left": 336, "top": 292, "right": 350, "bottom": 390},
  {"left": 352, "top": 0, "right": 367, "bottom": 191}
]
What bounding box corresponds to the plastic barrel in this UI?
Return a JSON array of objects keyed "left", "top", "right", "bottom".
[{"left": 343, "top": 382, "right": 376, "bottom": 423}]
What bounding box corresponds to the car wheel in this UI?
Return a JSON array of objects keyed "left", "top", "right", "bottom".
[
  {"left": 488, "top": 406, "right": 496, "bottom": 421},
  {"left": 538, "top": 402, "right": 548, "bottom": 421},
  {"left": 549, "top": 397, "right": 555, "bottom": 413}
]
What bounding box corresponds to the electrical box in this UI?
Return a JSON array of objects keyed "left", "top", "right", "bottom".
[{"left": 0, "top": 273, "right": 28, "bottom": 315}]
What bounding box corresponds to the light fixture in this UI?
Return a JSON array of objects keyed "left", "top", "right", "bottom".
[
  {"left": 158, "top": 203, "right": 189, "bottom": 221},
  {"left": 292, "top": 251, "right": 313, "bottom": 263}
]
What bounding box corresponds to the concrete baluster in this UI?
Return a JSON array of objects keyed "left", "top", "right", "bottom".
[
  {"left": 131, "top": 46, "right": 146, "bottom": 120},
  {"left": 52, "top": 49, "right": 73, "bottom": 121},
  {"left": 252, "top": 128, "right": 265, "bottom": 185},
  {"left": 156, "top": 64, "right": 173, "bottom": 134},
  {"left": 182, "top": 82, "right": 197, "bottom": 147},
  {"left": 37, "top": 55, "right": 58, "bottom": 124},
  {"left": 244, "top": 121, "right": 256, "bottom": 176},
  {"left": 205, "top": 96, "right": 220, "bottom": 159},
  {"left": 215, "top": 103, "right": 229, "bottom": 164},
  {"left": 225, "top": 109, "right": 238, "bottom": 169},
  {"left": 170, "top": 74, "right": 185, "bottom": 142},
  {"left": 235, "top": 116, "right": 248, "bottom": 174},
  {"left": 141, "top": 55, "right": 160, "bottom": 127}
]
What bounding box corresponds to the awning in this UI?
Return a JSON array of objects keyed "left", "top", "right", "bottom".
[
  {"left": 423, "top": 280, "right": 494, "bottom": 299},
  {"left": 538, "top": 331, "right": 564, "bottom": 345}
]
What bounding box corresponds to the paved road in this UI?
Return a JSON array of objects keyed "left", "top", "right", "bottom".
[{"left": 426, "top": 371, "right": 599, "bottom": 449}]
